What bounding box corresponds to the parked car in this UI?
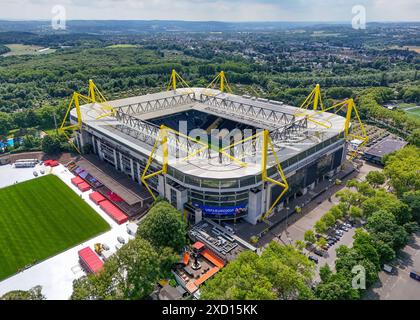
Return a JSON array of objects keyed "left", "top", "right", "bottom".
[
  {"left": 383, "top": 264, "right": 393, "bottom": 274},
  {"left": 102, "top": 243, "right": 110, "bottom": 251},
  {"left": 343, "top": 223, "right": 352, "bottom": 228},
  {"left": 313, "top": 249, "right": 325, "bottom": 257},
  {"left": 117, "top": 236, "right": 125, "bottom": 244},
  {"left": 335, "top": 230, "right": 343, "bottom": 237},
  {"left": 409, "top": 270, "right": 420, "bottom": 282},
  {"left": 321, "top": 245, "right": 329, "bottom": 251},
  {"left": 339, "top": 225, "right": 349, "bottom": 232},
  {"left": 331, "top": 236, "right": 339, "bottom": 242},
  {"left": 33, "top": 171, "right": 38, "bottom": 177},
  {"left": 309, "top": 256, "right": 319, "bottom": 264}
]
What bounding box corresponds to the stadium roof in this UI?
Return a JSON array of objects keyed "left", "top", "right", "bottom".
[{"left": 73, "top": 88, "right": 347, "bottom": 179}]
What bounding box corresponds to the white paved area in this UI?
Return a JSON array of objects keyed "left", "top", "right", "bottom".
[
  {"left": 0, "top": 164, "right": 133, "bottom": 300},
  {"left": 0, "top": 163, "right": 44, "bottom": 188}
]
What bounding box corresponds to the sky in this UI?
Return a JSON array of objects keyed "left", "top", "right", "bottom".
[{"left": 0, "top": 0, "right": 419, "bottom": 22}]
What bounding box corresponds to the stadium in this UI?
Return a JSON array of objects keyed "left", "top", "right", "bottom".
[{"left": 65, "top": 71, "right": 364, "bottom": 225}]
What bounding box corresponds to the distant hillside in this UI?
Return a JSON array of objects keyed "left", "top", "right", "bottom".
[
  {"left": 0, "top": 20, "right": 350, "bottom": 34},
  {"left": 0, "top": 44, "right": 10, "bottom": 55}
]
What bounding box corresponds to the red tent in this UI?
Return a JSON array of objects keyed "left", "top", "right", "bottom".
[
  {"left": 44, "top": 160, "right": 59, "bottom": 167},
  {"left": 78, "top": 247, "right": 103, "bottom": 274},
  {"left": 71, "top": 176, "right": 84, "bottom": 186},
  {"left": 99, "top": 200, "right": 128, "bottom": 224},
  {"left": 49, "top": 160, "right": 59, "bottom": 167},
  {"left": 89, "top": 191, "right": 106, "bottom": 205},
  {"left": 77, "top": 182, "right": 91, "bottom": 192}
]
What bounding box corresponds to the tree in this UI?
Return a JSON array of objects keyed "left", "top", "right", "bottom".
[
  {"left": 200, "top": 242, "right": 315, "bottom": 300},
  {"left": 335, "top": 245, "right": 379, "bottom": 287},
  {"left": 137, "top": 201, "right": 186, "bottom": 251},
  {"left": 316, "top": 237, "right": 328, "bottom": 249},
  {"left": 42, "top": 134, "right": 62, "bottom": 154},
  {"left": 403, "top": 190, "right": 420, "bottom": 222},
  {"left": 304, "top": 230, "right": 316, "bottom": 244},
  {"left": 407, "top": 128, "right": 420, "bottom": 148},
  {"left": 330, "top": 205, "right": 344, "bottom": 220},
  {"left": 366, "top": 171, "right": 386, "bottom": 187},
  {"left": 366, "top": 210, "right": 409, "bottom": 250},
  {"left": 200, "top": 251, "right": 277, "bottom": 300},
  {"left": 319, "top": 264, "right": 333, "bottom": 283},
  {"left": 314, "top": 220, "right": 328, "bottom": 234},
  {"left": 315, "top": 272, "right": 360, "bottom": 300},
  {"left": 1, "top": 286, "right": 45, "bottom": 300},
  {"left": 0, "top": 112, "right": 12, "bottom": 137},
  {"left": 349, "top": 206, "right": 363, "bottom": 219},
  {"left": 362, "top": 190, "right": 410, "bottom": 224},
  {"left": 321, "top": 212, "right": 336, "bottom": 228},
  {"left": 384, "top": 146, "right": 420, "bottom": 196},
  {"left": 71, "top": 237, "right": 168, "bottom": 300},
  {"left": 295, "top": 240, "right": 306, "bottom": 251}
]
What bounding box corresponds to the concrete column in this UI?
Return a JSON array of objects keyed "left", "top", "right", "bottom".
[
  {"left": 97, "top": 141, "right": 103, "bottom": 160},
  {"left": 246, "top": 189, "right": 263, "bottom": 225},
  {"left": 79, "top": 132, "right": 84, "bottom": 149},
  {"left": 195, "top": 209, "right": 203, "bottom": 225},
  {"left": 137, "top": 162, "right": 141, "bottom": 183},
  {"left": 113, "top": 149, "right": 118, "bottom": 169},
  {"left": 91, "top": 135, "right": 96, "bottom": 154},
  {"left": 119, "top": 152, "right": 123, "bottom": 171},
  {"left": 177, "top": 188, "right": 188, "bottom": 211},
  {"left": 158, "top": 175, "right": 165, "bottom": 197},
  {"left": 130, "top": 158, "right": 135, "bottom": 180}
]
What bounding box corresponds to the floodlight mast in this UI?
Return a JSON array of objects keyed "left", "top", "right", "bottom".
[
  {"left": 295, "top": 84, "right": 368, "bottom": 159},
  {"left": 59, "top": 80, "right": 116, "bottom": 154}
]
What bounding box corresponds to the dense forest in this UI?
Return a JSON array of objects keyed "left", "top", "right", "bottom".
[{"left": 0, "top": 45, "right": 9, "bottom": 55}]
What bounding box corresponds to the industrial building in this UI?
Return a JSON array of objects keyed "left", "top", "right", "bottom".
[{"left": 64, "top": 72, "right": 362, "bottom": 225}]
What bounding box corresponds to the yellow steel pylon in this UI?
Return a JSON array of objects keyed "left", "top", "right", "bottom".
[
  {"left": 167, "top": 69, "right": 193, "bottom": 93},
  {"left": 204, "top": 71, "right": 233, "bottom": 95},
  {"left": 294, "top": 84, "right": 324, "bottom": 116},
  {"left": 295, "top": 85, "right": 368, "bottom": 159},
  {"left": 59, "top": 80, "right": 115, "bottom": 154},
  {"left": 58, "top": 91, "right": 92, "bottom": 154}
]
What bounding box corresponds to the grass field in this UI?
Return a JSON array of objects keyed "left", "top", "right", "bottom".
[
  {"left": 1, "top": 44, "right": 56, "bottom": 57},
  {"left": 405, "top": 107, "right": 420, "bottom": 119},
  {"left": 0, "top": 175, "right": 110, "bottom": 281}
]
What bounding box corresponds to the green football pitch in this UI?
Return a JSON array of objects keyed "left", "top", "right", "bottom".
[{"left": 0, "top": 174, "right": 110, "bottom": 281}]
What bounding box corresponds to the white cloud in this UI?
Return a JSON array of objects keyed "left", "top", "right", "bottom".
[{"left": 0, "top": 0, "right": 418, "bottom": 21}]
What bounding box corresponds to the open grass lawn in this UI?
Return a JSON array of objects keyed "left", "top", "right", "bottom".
[
  {"left": 405, "top": 107, "right": 420, "bottom": 120},
  {"left": 0, "top": 175, "right": 110, "bottom": 281}
]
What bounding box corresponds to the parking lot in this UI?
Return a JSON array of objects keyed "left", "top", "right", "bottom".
[
  {"left": 364, "top": 231, "right": 420, "bottom": 300},
  {"left": 268, "top": 161, "right": 383, "bottom": 278}
]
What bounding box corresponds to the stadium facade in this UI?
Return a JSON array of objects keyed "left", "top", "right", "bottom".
[{"left": 70, "top": 87, "right": 348, "bottom": 225}]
